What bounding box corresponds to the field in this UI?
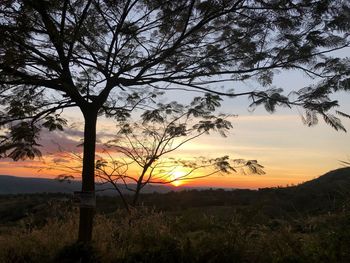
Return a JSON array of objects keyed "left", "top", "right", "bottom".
[{"left": 1, "top": 168, "right": 350, "bottom": 262}]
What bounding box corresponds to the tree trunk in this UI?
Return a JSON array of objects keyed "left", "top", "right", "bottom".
[
  {"left": 132, "top": 185, "right": 141, "bottom": 206},
  {"left": 132, "top": 170, "right": 147, "bottom": 206},
  {"left": 78, "top": 108, "right": 98, "bottom": 243}
]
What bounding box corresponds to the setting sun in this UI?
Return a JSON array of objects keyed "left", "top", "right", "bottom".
[{"left": 171, "top": 170, "right": 187, "bottom": 187}]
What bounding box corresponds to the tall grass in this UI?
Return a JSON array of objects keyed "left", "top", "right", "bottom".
[{"left": 1, "top": 206, "right": 350, "bottom": 262}]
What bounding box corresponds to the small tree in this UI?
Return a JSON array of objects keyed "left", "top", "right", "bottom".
[
  {"left": 1, "top": 0, "right": 349, "bottom": 242},
  {"left": 95, "top": 94, "right": 264, "bottom": 210}
]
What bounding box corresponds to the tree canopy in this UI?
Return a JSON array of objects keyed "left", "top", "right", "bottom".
[{"left": 1, "top": 0, "right": 349, "bottom": 159}]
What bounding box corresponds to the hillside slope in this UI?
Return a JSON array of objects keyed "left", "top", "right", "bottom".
[
  {"left": 0, "top": 175, "right": 80, "bottom": 194},
  {"left": 297, "top": 167, "right": 350, "bottom": 191},
  {"left": 0, "top": 175, "right": 179, "bottom": 195}
]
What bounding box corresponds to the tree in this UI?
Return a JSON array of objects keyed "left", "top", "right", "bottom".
[
  {"left": 95, "top": 94, "right": 265, "bottom": 210},
  {"left": 0, "top": 0, "right": 349, "bottom": 242}
]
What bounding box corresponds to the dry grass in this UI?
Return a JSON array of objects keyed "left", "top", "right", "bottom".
[{"left": 1, "top": 207, "right": 350, "bottom": 262}]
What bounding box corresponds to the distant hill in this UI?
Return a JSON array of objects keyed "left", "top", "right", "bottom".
[
  {"left": 1, "top": 167, "right": 349, "bottom": 198},
  {"left": 0, "top": 175, "right": 79, "bottom": 194},
  {"left": 296, "top": 167, "right": 350, "bottom": 191},
  {"left": 0, "top": 175, "right": 183, "bottom": 195},
  {"left": 256, "top": 167, "right": 350, "bottom": 215},
  {"left": 0, "top": 168, "right": 349, "bottom": 223},
  {"left": 134, "top": 167, "right": 350, "bottom": 215}
]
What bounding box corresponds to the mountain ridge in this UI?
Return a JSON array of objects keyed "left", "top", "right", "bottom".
[
  {"left": 1, "top": 167, "right": 349, "bottom": 195},
  {"left": 0, "top": 174, "right": 206, "bottom": 195}
]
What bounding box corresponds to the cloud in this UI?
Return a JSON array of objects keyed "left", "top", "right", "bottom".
[
  {"left": 38, "top": 130, "right": 82, "bottom": 154},
  {"left": 61, "top": 125, "right": 85, "bottom": 138},
  {"left": 34, "top": 125, "right": 123, "bottom": 161},
  {"left": 52, "top": 157, "right": 70, "bottom": 163}
]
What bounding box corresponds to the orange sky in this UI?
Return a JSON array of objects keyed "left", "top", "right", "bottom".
[
  {"left": 1, "top": 106, "right": 349, "bottom": 189},
  {"left": 1, "top": 66, "right": 350, "bottom": 189}
]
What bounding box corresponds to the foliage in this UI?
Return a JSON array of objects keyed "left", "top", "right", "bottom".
[
  {"left": 96, "top": 94, "right": 264, "bottom": 207},
  {"left": 0, "top": 0, "right": 349, "bottom": 159}
]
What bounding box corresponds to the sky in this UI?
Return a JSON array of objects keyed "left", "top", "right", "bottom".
[{"left": 1, "top": 66, "right": 349, "bottom": 190}]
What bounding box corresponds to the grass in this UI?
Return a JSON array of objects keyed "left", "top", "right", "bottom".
[{"left": 1, "top": 198, "right": 350, "bottom": 263}]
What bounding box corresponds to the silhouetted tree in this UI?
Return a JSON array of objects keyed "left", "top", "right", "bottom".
[
  {"left": 96, "top": 94, "right": 264, "bottom": 210},
  {"left": 1, "top": 0, "right": 349, "bottom": 242}
]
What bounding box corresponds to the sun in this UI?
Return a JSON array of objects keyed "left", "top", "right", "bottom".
[{"left": 171, "top": 170, "right": 186, "bottom": 187}]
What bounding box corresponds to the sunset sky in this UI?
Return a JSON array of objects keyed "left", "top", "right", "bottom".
[{"left": 1, "top": 68, "right": 349, "bottom": 189}]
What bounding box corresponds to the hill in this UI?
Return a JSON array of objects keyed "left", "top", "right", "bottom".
[
  {"left": 0, "top": 174, "right": 189, "bottom": 195},
  {"left": 253, "top": 166, "right": 350, "bottom": 216},
  {"left": 0, "top": 175, "right": 80, "bottom": 194},
  {"left": 129, "top": 167, "right": 350, "bottom": 216},
  {"left": 297, "top": 167, "right": 350, "bottom": 191},
  {"left": 1, "top": 167, "right": 349, "bottom": 197}
]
